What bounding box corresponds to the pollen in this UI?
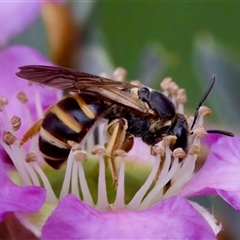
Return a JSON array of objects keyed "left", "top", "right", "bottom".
[
  {"left": 0, "top": 96, "right": 8, "bottom": 111},
  {"left": 160, "top": 77, "right": 172, "bottom": 92},
  {"left": 163, "top": 135, "right": 177, "bottom": 148},
  {"left": 17, "top": 91, "right": 28, "bottom": 103},
  {"left": 11, "top": 115, "right": 21, "bottom": 131},
  {"left": 150, "top": 145, "right": 165, "bottom": 157},
  {"left": 2, "top": 131, "right": 17, "bottom": 145},
  {"left": 25, "top": 151, "right": 38, "bottom": 162},
  {"left": 199, "top": 106, "right": 212, "bottom": 117},
  {"left": 188, "top": 143, "right": 202, "bottom": 155},
  {"left": 113, "top": 67, "right": 127, "bottom": 82},
  {"left": 173, "top": 147, "right": 186, "bottom": 159},
  {"left": 193, "top": 126, "right": 207, "bottom": 139},
  {"left": 176, "top": 88, "right": 187, "bottom": 104},
  {"left": 73, "top": 150, "right": 87, "bottom": 162}
]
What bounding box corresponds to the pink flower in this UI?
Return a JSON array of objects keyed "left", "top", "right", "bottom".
[
  {"left": 0, "top": 159, "right": 45, "bottom": 222},
  {"left": 0, "top": 1, "right": 63, "bottom": 47},
  {"left": 42, "top": 195, "right": 215, "bottom": 239},
  {"left": 0, "top": 45, "right": 59, "bottom": 138},
  {"left": 0, "top": 47, "right": 239, "bottom": 239},
  {"left": 181, "top": 135, "right": 240, "bottom": 211}
]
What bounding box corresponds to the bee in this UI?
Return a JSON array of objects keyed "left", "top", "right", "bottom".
[{"left": 16, "top": 65, "right": 233, "bottom": 171}]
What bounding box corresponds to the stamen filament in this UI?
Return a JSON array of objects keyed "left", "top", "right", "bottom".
[
  {"left": 114, "top": 156, "right": 125, "bottom": 210},
  {"left": 34, "top": 88, "right": 44, "bottom": 119},
  {"left": 60, "top": 151, "right": 74, "bottom": 199},
  {"left": 71, "top": 160, "right": 80, "bottom": 199},
  {"left": 140, "top": 147, "right": 172, "bottom": 209},
  {"left": 164, "top": 155, "right": 197, "bottom": 199},
  {"left": 77, "top": 160, "right": 94, "bottom": 207},
  {"left": 24, "top": 160, "right": 41, "bottom": 187},
  {"left": 98, "top": 121, "right": 107, "bottom": 146},
  {"left": 1, "top": 140, "right": 32, "bottom": 186},
  {"left": 23, "top": 105, "right": 34, "bottom": 127},
  {"left": 31, "top": 161, "right": 58, "bottom": 204},
  {"left": 96, "top": 152, "right": 109, "bottom": 211},
  {"left": 127, "top": 155, "right": 160, "bottom": 210},
  {"left": 177, "top": 104, "right": 184, "bottom": 115},
  {"left": 0, "top": 106, "right": 11, "bottom": 131}
]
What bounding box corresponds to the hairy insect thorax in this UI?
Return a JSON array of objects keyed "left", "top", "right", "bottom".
[{"left": 104, "top": 100, "right": 173, "bottom": 146}]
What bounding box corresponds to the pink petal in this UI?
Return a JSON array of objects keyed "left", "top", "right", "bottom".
[
  {"left": 0, "top": 45, "right": 58, "bottom": 137},
  {"left": 202, "top": 133, "right": 224, "bottom": 148},
  {"left": 180, "top": 136, "right": 240, "bottom": 211},
  {"left": 0, "top": 160, "right": 46, "bottom": 222},
  {"left": 42, "top": 194, "right": 215, "bottom": 239},
  {"left": 0, "top": 3, "right": 41, "bottom": 47}
]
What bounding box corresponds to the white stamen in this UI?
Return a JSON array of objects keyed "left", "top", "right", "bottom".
[
  {"left": 96, "top": 153, "right": 109, "bottom": 210},
  {"left": 127, "top": 155, "right": 160, "bottom": 210},
  {"left": 0, "top": 105, "right": 11, "bottom": 132},
  {"left": 34, "top": 88, "right": 44, "bottom": 119},
  {"left": 98, "top": 120, "right": 107, "bottom": 146},
  {"left": 1, "top": 140, "right": 32, "bottom": 186},
  {"left": 24, "top": 160, "right": 41, "bottom": 187},
  {"left": 164, "top": 155, "right": 197, "bottom": 199},
  {"left": 77, "top": 160, "right": 94, "bottom": 207},
  {"left": 71, "top": 160, "right": 80, "bottom": 199},
  {"left": 140, "top": 147, "right": 172, "bottom": 209},
  {"left": 31, "top": 161, "right": 58, "bottom": 204},
  {"left": 177, "top": 103, "right": 184, "bottom": 115},
  {"left": 114, "top": 156, "right": 126, "bottom": 210},
  {"left": 60, "top": 151, "right": 74, "bottom": 199}
]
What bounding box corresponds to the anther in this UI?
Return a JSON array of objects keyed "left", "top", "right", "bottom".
[
  {"left": 0, "top": 96, "right": 8, "bottom": 105},
  {"left": 160, "top": 77, "right": 173, "bottom": 91},
  {"left": 0, "top": 96, "right": 8, "bottom": 111},
  {"left": 73, "top": 150, "right": 87, "bottom": 162},
  {"left": 172, "top": 148, "right": 186, "bottom": 159},
  {"left": 199, "top": 106, "right": 212, "bottom": 117},
  {"left": 150, "top": 145, "right": 165, "bottom": 157},
  {"left": 17, "top": 91, "right": 28, "bottom": 103},
  {"left": 25, "top": 151, "right": 38, "bottom": 163},
  {"left": 188, "top": 144, "right": 202, "bottom": 155},
  {"left": 91, "top": 145, "right": 106, "bottom": 155},
  {"left": 130, "top": 80, "right": 141, "bottom": 87},
  {"left": 67, "top": 140, "right": 81, "bottom": 151},
  {"left": 168, "top": 81, "right": 179, "bottom": 95},
  {"left": 11, "top": 116, "right": 21, "bottom": 131},
  {"left": 113, "top": 149, "right": 127, "bottom": 158},
  {"left": 113, "top": 67, "right": 127, "bottom": 82},
  {"left": 176, "top": 88, "right": 187, "bottom": 104},
  {"left": 163, "top": 136, "right": 177, "bottom": 148},
  {"left": 3, "top": 131, "right": 18, "bottom": 145},
  {"left": 193, "top": 126, "right": 207, "bottom": 139}
]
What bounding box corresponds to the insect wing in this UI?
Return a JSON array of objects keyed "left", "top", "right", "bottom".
[{"left": 16, "top": 65, "right": 153, "bottom": 115}]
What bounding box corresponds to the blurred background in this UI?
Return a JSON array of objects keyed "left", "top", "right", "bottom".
[{"left": 3, "top": 1, "right": 240, "bottom": 239}]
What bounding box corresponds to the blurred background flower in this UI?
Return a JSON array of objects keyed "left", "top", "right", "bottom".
[{"left": 0, "top": 1, "right": 240, "bottom": 239}]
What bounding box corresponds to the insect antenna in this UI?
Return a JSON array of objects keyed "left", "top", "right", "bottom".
[
  {"left": 190, "top": 75, "right": 216, "bottom": 131},
  {"left": 190, "top": 75, "right": 234, "bottom": 137},
  {"left": 206, "top": 129, "right": 234, "bottom": 137}
]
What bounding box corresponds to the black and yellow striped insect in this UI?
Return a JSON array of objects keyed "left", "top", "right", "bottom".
[
  {"left": 16, "top": 65, "right": 233, "bottom": 171},
  {"left": 16, "top": 65, "right": 181, "bottom": 169}
]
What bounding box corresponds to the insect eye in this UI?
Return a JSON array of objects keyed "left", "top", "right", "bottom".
[
  {"left": 138, "top": 87, "right": 150, "bottom": 101},
  {"left": 138, "top": 88, "right": 175, "bottom": 120},
  {"left": 148, "top": 91, "right": 175, "bottom": 120}
]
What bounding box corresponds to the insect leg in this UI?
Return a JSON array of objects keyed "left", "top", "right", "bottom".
[
  {"left": 20, "top": 119, "right": 43, "bottom": 146},
  {"left": 106, "top": 118, "right": 133, "bottom": 184}
]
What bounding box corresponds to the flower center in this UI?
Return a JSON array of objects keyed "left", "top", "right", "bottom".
[{"left": 0, "top": 72, "right": 210, "bottom": 211}]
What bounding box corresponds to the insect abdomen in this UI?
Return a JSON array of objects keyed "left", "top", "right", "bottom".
[{"left": 39, "top": 94, "right": 103, "bottom": 169}]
